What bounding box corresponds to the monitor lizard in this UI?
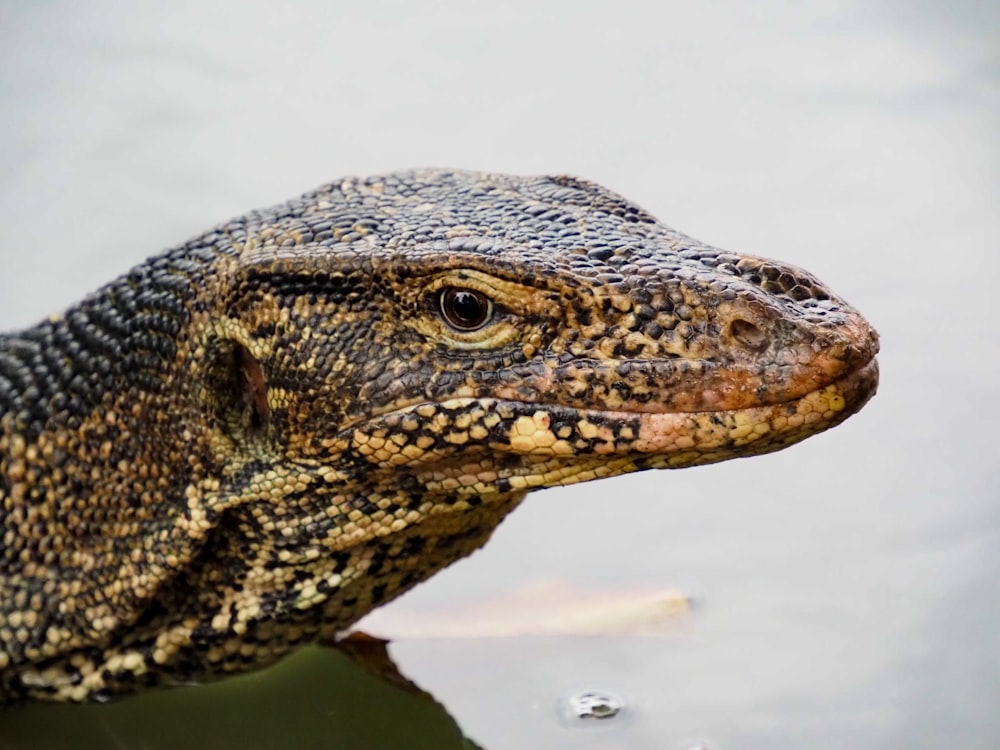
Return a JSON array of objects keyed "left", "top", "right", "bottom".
[{"left": 0, "top": 169, "right": 879, "bottom": 703}]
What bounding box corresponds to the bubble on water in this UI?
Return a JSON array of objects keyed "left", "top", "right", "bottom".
[{"left": 560, "top": 690, "right": 626, "bottom": 723}]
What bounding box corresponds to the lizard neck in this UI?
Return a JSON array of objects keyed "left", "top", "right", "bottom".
[{"left": 0, "top": 242, "right": 231, "bottom": 669}]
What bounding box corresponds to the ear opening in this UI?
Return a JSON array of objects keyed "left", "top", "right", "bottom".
[
  {"left": 233, "top": 342, "right": 269, "bottom": 432},
  {"left": 206, "top": 338, "right": 270, "bottom": 444}
]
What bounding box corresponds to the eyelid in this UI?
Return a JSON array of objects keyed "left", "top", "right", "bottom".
[
  {"left": 421, "top": 271, "right": 526, "bottom": 316},
  {"left": 404, "top": 273, "right": 522, "bottom": 350}
]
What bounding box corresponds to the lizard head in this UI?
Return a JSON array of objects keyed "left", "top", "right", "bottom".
[{"left": 213, "top": 169, "right": 879, "bottom": 504}]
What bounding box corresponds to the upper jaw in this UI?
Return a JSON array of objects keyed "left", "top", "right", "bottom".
[{"left": 492, "top": 306, "right": 880, "bottom": 416}]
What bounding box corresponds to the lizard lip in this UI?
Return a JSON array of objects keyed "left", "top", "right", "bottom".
[
  {"left": 361, "top": 354, "right": 879, "bottom": 479},
  {"left": 621, "top": 354, "right": 879, "bottom": 461},
  {"left": 533, "top": 348, "right": 879, "bottom": 417}
]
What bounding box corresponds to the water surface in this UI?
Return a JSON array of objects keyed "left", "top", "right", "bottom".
[{"left": 1, "top": 1, "right": 997, "bottom": 747}]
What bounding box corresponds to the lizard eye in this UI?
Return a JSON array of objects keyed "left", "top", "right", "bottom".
[{"left": 439, "top": 287, "right": 494, "bottom": 331}]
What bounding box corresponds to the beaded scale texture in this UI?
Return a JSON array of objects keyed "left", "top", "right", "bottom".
[{"left": 0, "top": 170, "right": 879, "bottom": 702}]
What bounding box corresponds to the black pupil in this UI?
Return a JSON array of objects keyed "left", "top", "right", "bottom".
[{"left": 442, "top": 288, "right": 490, "bottom": 330}]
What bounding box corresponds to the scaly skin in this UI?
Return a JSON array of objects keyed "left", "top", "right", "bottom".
[{"left": 0, "top": 170, "right": 879, "bottom": 703}]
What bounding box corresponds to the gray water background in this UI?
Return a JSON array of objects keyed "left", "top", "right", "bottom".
[{"left": 0, "top": 1, "right": 997, "bottom": 748}]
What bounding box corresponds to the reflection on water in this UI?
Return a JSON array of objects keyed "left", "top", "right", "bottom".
[
  {"left": 1, "top": 0, "right": 997, "bottom": 747},
  {"left": 2, "top": 645, "right": 479, "bottom": 750}
]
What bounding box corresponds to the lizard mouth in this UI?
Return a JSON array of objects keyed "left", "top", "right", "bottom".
[
  {"left": 526, "top": 355, "right": 876, "bottom": 464},
  {"left": 620, "top": 354, "right": 879, "bottom": 465},
  {"left": 349, "top": 354, "right": 879, "bottom": 493}
]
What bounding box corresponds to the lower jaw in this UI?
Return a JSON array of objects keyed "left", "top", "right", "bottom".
[{"left": 411, "top": 356, "right": 879, "bottom": 494}]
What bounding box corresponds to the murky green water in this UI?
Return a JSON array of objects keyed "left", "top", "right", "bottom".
[{"left": 1, "top": 1, "right": 997, "bottom": 747}]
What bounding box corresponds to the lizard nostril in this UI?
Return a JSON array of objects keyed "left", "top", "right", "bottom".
[{"left": 730, "top": 319, "right": 769, "bottom": 353}]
